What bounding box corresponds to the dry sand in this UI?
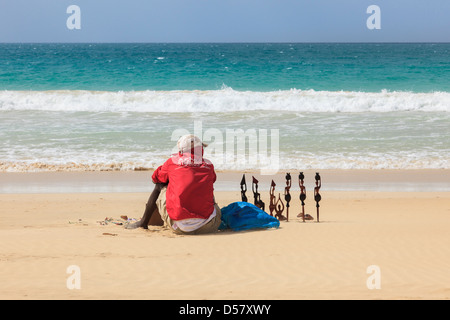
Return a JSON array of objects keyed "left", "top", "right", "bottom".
[{"left": 1, "top": 170, "right": 450, "bottom": 300}]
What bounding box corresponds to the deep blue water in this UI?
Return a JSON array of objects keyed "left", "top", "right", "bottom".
[{"left": 1, "top": 43, "right": 450, "bottom": 92}]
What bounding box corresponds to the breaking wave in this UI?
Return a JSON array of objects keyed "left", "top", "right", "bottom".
[{"left": 1, "top": 88, "right": 449, "bottom": 113}]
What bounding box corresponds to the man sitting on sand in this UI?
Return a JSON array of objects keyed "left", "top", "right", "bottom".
[{"left": 127, "top": 134, "right": 221, "bottom": 235}]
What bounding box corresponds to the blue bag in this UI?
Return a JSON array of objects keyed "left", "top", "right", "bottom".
[{"left": 219, "top": 202, "right": 280, "bottom": 231}]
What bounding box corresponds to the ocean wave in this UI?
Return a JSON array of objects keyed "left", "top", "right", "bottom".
[
  {"left": 0, "top": 161, "right": 154, "bottom": 173},
  {"left": 1, "top": 153, "right": 448, "bottom": 173},
  {"left": 1, "top": 88, "right": 449, "bottom": 113}
]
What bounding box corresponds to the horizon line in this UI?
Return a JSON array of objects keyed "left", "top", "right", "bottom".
[{"left": 1, "top": 41, "right": 450, "bottom": 45}]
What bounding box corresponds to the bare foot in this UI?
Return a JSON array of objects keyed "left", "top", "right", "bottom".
[{"left": 125, "top": 220, "right": 148, "bottom": 229}]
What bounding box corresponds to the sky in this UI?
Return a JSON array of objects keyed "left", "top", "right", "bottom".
[{"left": 0, "top": 0, "right": 449, "bottom": 43}]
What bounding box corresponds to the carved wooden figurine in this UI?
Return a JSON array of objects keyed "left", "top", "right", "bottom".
[
  {"left": 297, "top": 172, "right": 307, "bottom": 222},
  {"left": 274, "top": 194, "right": 286, "bottom": 221},
  {"left": 269, "top": 180, "right": 276, "bottom": 217},
  {"left": 252, "top": 176, "right": 265, "bottom": 211},
  {"left": 284, "top": 173, "right": 292, "bottom": 222},
  {"left": 314, "top": 172, "right": 322, "bottom": 222},
  {"left": 240, "top": 174, "right": 248, "bottom": 202}
]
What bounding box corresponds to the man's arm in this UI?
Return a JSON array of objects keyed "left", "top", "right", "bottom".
[{"left": 152, "top": 159, "right": 171, "bottom": 184}]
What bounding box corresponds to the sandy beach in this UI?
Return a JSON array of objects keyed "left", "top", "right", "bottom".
[{"left": 1, "top": 169, "right": 449, "bottom": 300}]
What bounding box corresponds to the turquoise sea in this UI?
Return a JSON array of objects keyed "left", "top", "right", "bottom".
[{"left": 0, "top": 43, "right": 449, "bottom": 172}]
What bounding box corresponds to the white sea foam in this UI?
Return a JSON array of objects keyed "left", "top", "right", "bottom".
[
  {"left": 1, "top": 152, "right": 448, "bottom": 173},
  {"left": 1, "top": 88, "right": 449, "bottom": 172},
  {"left": 1, "top": 88, "right": 449, "bottom": 113}
]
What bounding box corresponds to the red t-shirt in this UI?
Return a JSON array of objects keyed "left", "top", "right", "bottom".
[{"left": 151, "top": 150, "right": 216, "bottom": 221}]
